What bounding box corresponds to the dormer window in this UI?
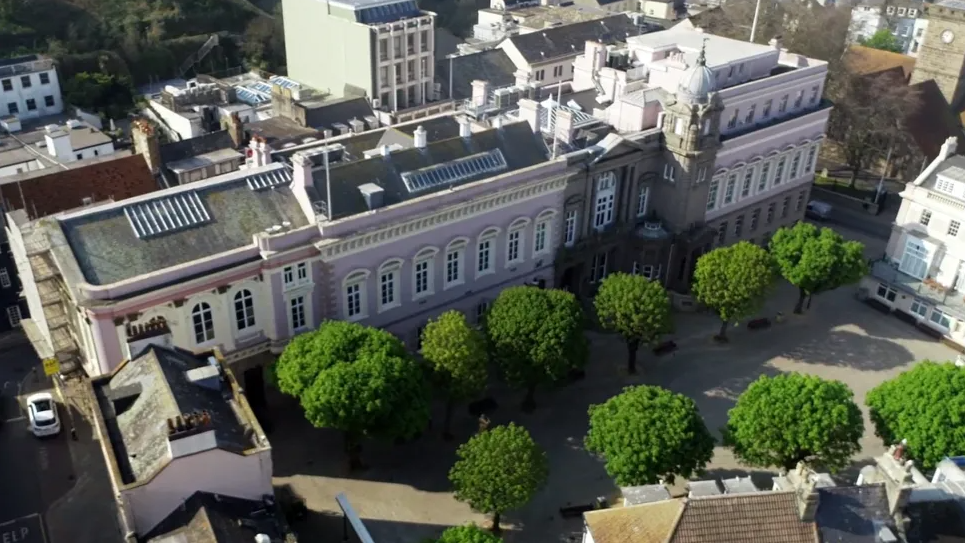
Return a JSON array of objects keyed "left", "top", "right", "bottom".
[
  {"left": 936, "top": 176, "right": 958, "bottom": 196},
  {"left": 898, "top": 7, "right": 906, "bottom": 15},
  {"left": 887, "top": 6, "right": 895, "bottom": 14}
]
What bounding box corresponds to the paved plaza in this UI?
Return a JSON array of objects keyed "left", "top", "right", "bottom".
[{"left": 266, "top": 224, "right": 961, "bottom": 543}]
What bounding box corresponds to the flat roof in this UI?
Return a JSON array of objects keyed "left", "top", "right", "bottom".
[
  {"left": 627, "top": 28, "right": 778, "bottom": 67},
  {"left": 167, "top": 148, "right": 245, "bottom": 173},
  {"left": 67, "top": 124, "right": 113, "bottom": 151},
  {"left": 0, "top": 146, "right": 38, "bottom": 169}
]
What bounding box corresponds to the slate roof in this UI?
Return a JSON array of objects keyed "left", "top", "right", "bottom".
[
  {"left": 583, "top": 492, "right": 818, "bottom": 543},
  {"left": 815, "top": 485, "right": 893, "bottom": 543},
  {"left": 159, "top": 131, "right": 237, "bottom": 186},
  {"left": 905, "top": 79, "right": 965, "bottom": 161},
  {"left": 143, "top": 491, "right": 290, "bottom": 543},
  {"left": 244, "top": 116, "right": 321, "bottom": 147},
  {"left": 301, "top": 95, "right": 376, "bottom": 131},
  {"left": 0, "top": 154, "right": 160, "bottom": 220},
  {"left": 60, "top": 162, "right": 309, "bottom": 285},
  {"left": 307, "top": 120, "right": 549, "bottom": 220},
  {"left": 844, "top": 45, "right": 916, "bottom": 79},
  {"left": 436, "top": 49, "right": 518, "bottom": 100},
  {"left": 904, "top": 499, "right": 965, "bottom": 542},
  {"left": 504, "top": 14, "right": 650, "bottom": 64},
  {"left": 93, "top": 345, "right": 255, "bottom": 484}
]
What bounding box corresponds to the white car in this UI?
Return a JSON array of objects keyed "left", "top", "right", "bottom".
[{"left": 26, "top": 393, "right": 60, "bottom": 437}]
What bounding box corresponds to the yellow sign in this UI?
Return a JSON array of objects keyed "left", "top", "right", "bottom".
[{"left": 42, "top": 358, "right": 59, "bottom": 376}]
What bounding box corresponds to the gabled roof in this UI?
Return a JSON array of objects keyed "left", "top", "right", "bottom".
[
  {"left": 93, "top": 345, "right": 260, "bottom": 485},
  {"left": 504, "top": 14, "right": 651, "bottom": 64},
  {"left": 307, "top": 120, "right": 550, "bottom": 220},
  {"left": 60, "top": 162, "right": 308, "bottom": 285},
  {"left": 583, "top": 492, "right": 818, "bottom": 543},
  {"left": 905, "top": 79, "right": 965, "bottom": 161},
  {"left": 435, "top": 49, "right": 518, "bottom": 100},
  {"left": 0, "top": 154, "right": 160, "bottom": 220},
  {"left": 143, "top": 491, "right": 291, "bottom": 543},
  {"left": 844, "top": 45, "right": 915, "bottom": 80}
]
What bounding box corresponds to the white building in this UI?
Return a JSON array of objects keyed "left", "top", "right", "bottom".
[
  {"left": 863, "top": 137, "right": 965, "bottom": 345},
  {"left": 89, "top": 333, "right": 272, "bottom": 539},
  {"left": 0, "top": 55, "right": 63, "bottom": 121},
  {"left": 849, "top": 0, "right": 924, "bottom": 56},
  {"left": 0, "top": 119, "right": 116, "bottom": 179}
]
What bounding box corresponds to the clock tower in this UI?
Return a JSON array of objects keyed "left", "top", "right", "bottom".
[{"left": 910, "top": 0, "right": 965, "bottom": 108}]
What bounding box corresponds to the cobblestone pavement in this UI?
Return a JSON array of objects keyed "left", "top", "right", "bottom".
[{"left": 268, "top": 225, "right": 957, "bottom": 543}]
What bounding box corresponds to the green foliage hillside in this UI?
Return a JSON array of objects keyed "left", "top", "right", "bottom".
[{"left": 0, "top": 0, "right": 281, "bottom": 83}]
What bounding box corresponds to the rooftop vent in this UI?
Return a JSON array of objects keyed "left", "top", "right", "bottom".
[{"left": 185, "top": 365, "right": 222, "bottom": 390}]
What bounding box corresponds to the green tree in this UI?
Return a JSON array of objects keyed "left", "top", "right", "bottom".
[
  {"left": 724, "top": 373, "right": 863, "bottom": 471},
  {"left": 429, "top": 524, "right": 502, "bottom": 543},
  {"left": 693, "top": 241, "right": 776, "bottom": 340},
  {"left": 273, "top": 321, "right": 430, "bottom": 469},
  {"left": 449, "top": 423, "right": 548, "bottom": 533},
  {"left": 866, "top": 361, "right": 965, "bottom": 470},
  {"left": 769, "top": 222, "right": 867, "bottom": 314},
  {"left": 63, "top": 71, "right": 136, "bottom": 120},
  {"left": 585, "top": 385, "right": 715, "bottom": 486},
  {"left": 421, "top": 310, "right": 489, "bottom": 439},
  {"left": 860, "top": 29, "right": 905, "bottom": 53},
  {"left": 594, "top": 273, "right": 674, "bottom": 374},
  {"left": 486, "top": 286, "right": 588, "bottom": 410}
]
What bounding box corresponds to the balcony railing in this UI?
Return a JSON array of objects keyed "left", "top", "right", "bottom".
[{"left": 870, "top": 259, "right": 965, "bottom": 318}]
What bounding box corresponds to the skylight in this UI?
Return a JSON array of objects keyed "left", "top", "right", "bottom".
[
  {"left": 247, "top": 168, "right": 293, "bottom": 191},
  {"left": 268, "top": 76, "right": 300, "bottom": 90},
  {"left": 124, "top": 192, "right": 212, "bottom": 239},
  {"left": 235, "top": 87, "right": 270, "bottom": 105},
  {"left": 401, "top": 149, "right": 509, "bottom": 193}
]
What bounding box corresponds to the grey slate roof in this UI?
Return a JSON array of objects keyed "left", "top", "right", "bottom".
[
  {"left": 144, "top": 491, "right": 290, "bottom": 543},
  {"left": 435, "top": 49, "right": 518, "bottom": 100},
  {"left": 904, "top": 499, "right": 965, "bottom": 542},
  {"left": 94, "top": 346, "right": 254, "bottom": 485},
  {"left": 307, "top": 120, "right": 550, "bottom": 220},
  {"left": 505, "top": 14, "right": 652, "bottom": 64},
  {"left": 244, "top": 116, "right": 321, "bottom": 147},
  {"left": 60, "top": 163, "right": 309, "bottom": 285},
  {"left": 815, "top": 485, "right": 894, "bottom": 543},
  {"left": 159, "top": 131, "right": 237, "bottom": 186},
  {"left": 302, "top": 95, "right": 376, "bottom": 131}
]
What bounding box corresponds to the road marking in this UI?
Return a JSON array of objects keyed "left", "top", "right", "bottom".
[
  {"left": 0, "top": 512, "right": 48, "bottom": 543},
  {"left": 3, "top": 416, "right": 25, "bottom": 423},
  {"left": 37, "top": 446, "right": 49, "bottom": 472}
]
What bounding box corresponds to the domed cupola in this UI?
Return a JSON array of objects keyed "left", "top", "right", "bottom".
[{"left": 676, "top": 40, "right": 715, "bottom": 105}]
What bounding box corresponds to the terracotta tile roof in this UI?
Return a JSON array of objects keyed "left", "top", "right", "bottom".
[
  {"left": 671, "top": 492, "right": 818, "bottom": 543},
  {"left": 584, "top": 499, "right": 685, "bottom": 543},
  {"left": 583, "top": 492, "right": 818, "bottom": 543},
  {"left": 0, "top": 154, "right": 159, "bottom": 220},
  {"left": 844, "top": 45, "right": 916, "bottom": 80}
]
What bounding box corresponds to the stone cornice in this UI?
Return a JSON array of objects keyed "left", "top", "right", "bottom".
[{"left": 317, "top": 173, "right": 569, "bottom": 260}]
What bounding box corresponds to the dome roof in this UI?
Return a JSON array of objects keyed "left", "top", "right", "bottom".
[{"left": 676, "top": 44, "right": 715, "bottom": 104}]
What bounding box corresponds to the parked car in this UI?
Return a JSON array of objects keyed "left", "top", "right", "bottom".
[
  {"left": 806, "top": 200, "right": 833, "bottom": 221},
  {"left": 26, "top": 393, "right": 60, "bottom": 438}
]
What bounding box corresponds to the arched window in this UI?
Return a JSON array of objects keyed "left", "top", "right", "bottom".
[
  {"left": 191, "top": 302, "right": 214, "bottom": 344},
  {"left": 343, "top": 270, "right": 370, "bottom": 321},
  {"left": 378, "top": 259, "right": 403, "bottom": 312},
  {"left": 476, "top": 228, "right": 500, "bottom": 277},
  {"left": 233, "top": 290, "right": 255, "bottom": 331},
  {"left": 412, "top": 248, "right": 439, "bottom": 299}
]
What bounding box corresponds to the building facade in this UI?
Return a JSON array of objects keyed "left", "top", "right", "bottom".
[
  {"left": 0, "top": 55, "right": 63, "bottom": 121},
  {"left": 849, "top": 0, "right": 924, "bottom": 56},
  {"left": 863, "top": 137, "right": 965, "bottom": 346},
  {"left": 283, "top": 0, "right": 436, "bottom": 112}
]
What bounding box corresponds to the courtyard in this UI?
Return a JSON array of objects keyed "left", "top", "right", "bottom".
[{"left": 267, "top": 225, "right": 960, "bottom": 543}]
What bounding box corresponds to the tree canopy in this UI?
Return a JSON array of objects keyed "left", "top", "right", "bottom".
[
  {"left": 273, "top": 321, "right": 430, "bottom": 467},
  {"left": 859, "top": 29, "right": 905, "bottom": 53},
  {"left": 63, "top": 72, "right": 136, "bottom": 120},
  {"left": 485, "top": 286, "right": 588, "bottom": 409},
  {"left": 449, "top": 423, "right": 549, "bottom": 532},
  {"left": 585, "top": 385, "right": 715, "bottom": 486},
  {"left": 724, "top": 373, "right": 864, "bottom": 471},
  {"left": 692, "top": 242, "right": 775, "bottom": 339},
  {"left": 866, "top": 361, "right": 965, "bottom": 470},
  {"left": 421, "top": 310, "right": 489, "bottom": 436},
  {"left": 429, "top": 524, "right": 503, "bottom": 543},
  {"left": 594, "top": 273, "right": 674, "bottom": 374},
  {"left": 769, "top": 222, "right": 867, "bottom": 313}
]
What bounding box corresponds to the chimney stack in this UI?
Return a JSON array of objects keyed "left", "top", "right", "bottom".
[
  {"left": 471, "top": 80, "right": 490, "bottom": 107},
  {"left": 769, "top": 35, "right": 783, "bottom": 50},
  {"left": 877, "top": 442, "right": 916, "bottom": 516},
  {"left": 224, "top": 112, "right": 245, "bottom": 148},
  {"left": 555, "top": 108, "right": 574, "bottom": 145},
  {"left": 458, "top": 116, "right": 472, "bottom": 139},
  {"left": 292, "top": 152, "right": 313, "bottom": 191},
  {"left": 414, "top": 125, "right": 427, "bottom": 149},
  {"left": 941, "top": 136, "right": 958, "bottom": 160},
  {"left": 518, "top": 98, "right": 542, "bottom": 134},
  {"left": 132, "top": 119, "right": 162, "bottom": 175}
]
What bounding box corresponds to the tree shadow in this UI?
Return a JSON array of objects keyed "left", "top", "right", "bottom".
[{"left": 780, "top": 329, "right": 916, "bottom": 371}]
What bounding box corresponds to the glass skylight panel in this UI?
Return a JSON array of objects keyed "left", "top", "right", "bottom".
[
  {"left": 401, "top": 149, "right": 509, "bottom": 193},
  {"left": 268, "top": 76, "right": 300, "bottom": 90},
  {"left": 247, "top": 169, "right": 293, "bottom": 191},
  {"left": 250, "top": 82, "right": 273, "bottom": 94},
  {"left": 124, "top": 191, "right": 212, "bottom": 239},
  {"left": 235, "top": 87, "right": 269, "bottom": 105}
]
